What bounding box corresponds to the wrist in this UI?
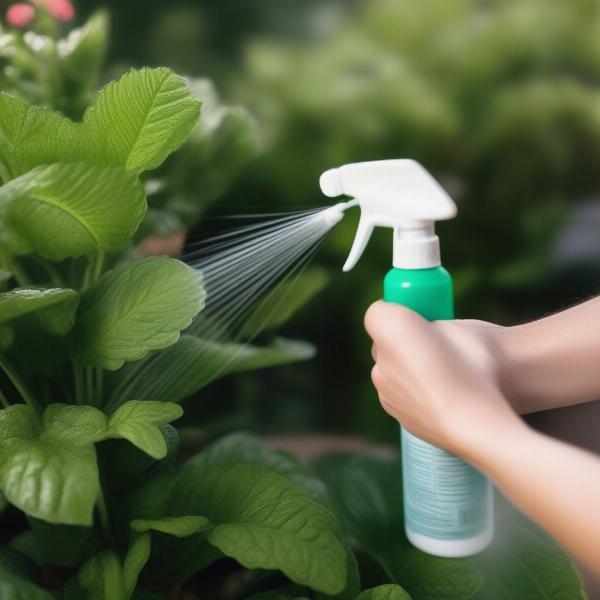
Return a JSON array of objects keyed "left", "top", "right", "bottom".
[
  {"left": 493, "top": 321, "right": 550, "bottom": 413},
  {"left": 451, "top": 393, "right": 529, "bottom": 470}
]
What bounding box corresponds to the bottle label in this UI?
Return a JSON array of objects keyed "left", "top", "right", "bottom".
[{"left": 401, "top": 428, "right": 489, "bottom": 539}]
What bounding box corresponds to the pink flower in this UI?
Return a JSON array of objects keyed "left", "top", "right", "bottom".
[
  {"left": 6, "top": 3, "right": 35, "bottom": 27},
  {"left": 33, "top": 0, "right": 74, "bottom": 21}
]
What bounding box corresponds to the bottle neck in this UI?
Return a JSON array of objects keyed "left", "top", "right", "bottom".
[{"left": 392, "top": 223, "right": 441, "bottom": 269}]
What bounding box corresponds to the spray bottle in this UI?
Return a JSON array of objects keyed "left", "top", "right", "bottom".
[{"left": 319, "top": 159, "right": 493, "bottom": 557}]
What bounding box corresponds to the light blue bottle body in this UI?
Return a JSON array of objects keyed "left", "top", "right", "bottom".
[{"left": 384, "top": 267, "right": 493, "bottom": 556}]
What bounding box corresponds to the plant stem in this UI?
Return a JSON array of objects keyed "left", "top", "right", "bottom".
[
  {"left": 96, "top": 368, "right": 104, "bottom": 408},
  {"left": 0, "top": 388, "right": 10, "bottom": 409},
  {"left": 82, "top": 252, "right": 105, "bottom": 291},
  {"left": 97, "top": 487, "right": 111, "bottom": 542},
  {"left": 96, "top": 453, "right": 113, "bottom": 544},
  {"left": 0, "top": 356, "right": 38, "bottom": 412},
  {"left": 73, "top": 362, "right": 84, "bottom": 405},
  {"left": 85, "top": 366, "right": 94, "bottom": 406},
  {"left": 91, "top": 251, "right": 105, "bottom": 286}
]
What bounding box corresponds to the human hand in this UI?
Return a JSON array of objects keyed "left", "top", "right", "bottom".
[{"left": 364, "top": 300, "right": 521, "bottom": 458}]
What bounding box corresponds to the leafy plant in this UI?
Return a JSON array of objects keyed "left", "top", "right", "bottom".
[
  {"left": 0, "top": 11, "right": 346, "bottom": 597},
  {"left": 0, "top": 7, "right": 589, "bottom": 599}
]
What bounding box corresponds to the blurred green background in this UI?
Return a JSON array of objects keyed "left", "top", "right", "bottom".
[{"left": 70, "top": 0, "right": 600, "bottom": 443}]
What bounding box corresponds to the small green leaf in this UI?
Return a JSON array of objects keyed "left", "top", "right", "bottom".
[
  {"left": 0, "top": 287, "right": 79, "bottom": 335},
  {"left": 170, "top": 465, "right": 347, "bottom": 594},
  {"left": 123, "top": 534, "right": 151, "bottom": 599},
  {"left": 0, "top": 404, "right": 101, "bottom": 525},
  {"left": 41, "top": 403, "right": 107, "bottom": 445},
  {"left": 356, "top": 585, "right": 413, "bottom": 600},
  {"left": 0, "top": 564, "right": 52, "bottom": 600},
  {"left": 108, "top": 401, "right": 183, "bottom": 459},
  {"left": 0, "top": 163, "right": 146, "bottom": 261},
  {"left": 131, "top": 515, "right": 210, "bottom": 538},
  {"left": 108, "top": 335, "right": 313, "bottom": 408},
  {"left": 83, "top": 67, "right": 201, "bottom": 172},
  {"left": 74, "top": 256, "right": 205, "bottom": 370},
  {"left": 78, "top": 550, "right": 126, "bottom": 600}
]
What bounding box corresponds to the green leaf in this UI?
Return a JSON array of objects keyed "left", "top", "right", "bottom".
[
  {"left": 187, "top": 432, "right": 328, "bottom": 504},
  {"left": 123, "top": 534, "right": 151, "bottom": 599},
  {"left": 0, "top": 564, "right": 52, "bottom": 600},
  {"left": 83, "top": 67, "right": 201, "bottom": 172},
  {"left": 0, "top": 288, "right": 76, "bottom": 323},
  {"left": 131, "top": 515, "right": 210, "bottom": 538},
  {"left": 41, "top": 403, "right": 107, "bottom": 445},
  {"left": 0, "top": 287, "right": 79, "bottom": 335},
  {"left": 78, "top": 550, "right": 126, "bottom": 600},
  {"left": 472, "top": 524, "right": 587, "bottom": 600},
  {"left": 137, "top": 77, "right": 259, "bottom": 237},
  {"left": 314, "top": 453, "right": 484, "bottom": 600},
  {"left": 240, "top": 268, "right": 328, "bottom": 337},
  {"left": 170, "top": 464, "right": 347, "bottom": 594},
  {"left": 108, "top": 401, "right": 183, "bottom": 459},
  {"left": 108, "top": 335, "right": 313, "bottom": 409},
  {"left": 0, "top": 94, "right": 78, "bottom": 180},
  {"left": 0, "top": 163, "right": 146, "bottom": 261},
  {"left": 356, "top": 586, "right": 413, "bottom": 600},
  {"left": 395, "top": 551, "right": 483, "bottom": 600},
  {"left": 74, "top": 256, "right": 205, "bottom": 370},
  {"left": 0, "top": 404, "right": 101, "bottom": 525}
]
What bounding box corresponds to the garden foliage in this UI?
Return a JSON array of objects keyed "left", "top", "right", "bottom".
[{"left": 0, "top": 7, "right": 591, "bottom": 599}]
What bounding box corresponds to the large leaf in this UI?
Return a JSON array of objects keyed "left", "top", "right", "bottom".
[
  {"left": 0, "top": 94, "right": 78, "bottom": 180},
  {"left": 186, "top": 432, "right": 328, "bottom": 504},
  {"left": 74, "top": 256, "right": 205, "bottom": 370},
  {"left": 0, "top": 67, "right": 198, "bottom": 180},
  {"left": 0, "top": 163, "right": 146, "bottom": 261},
  {"left": 137, "top": 78, "right": 259, "bottom": 239},
  {"left": 0, "top": 288, "right": 79, "bottom": 335},
  {"left": 108, "top": 401, "right": 183, "bottom": 459},
  {"left": 0, "top": 564, "right": 52, "bottom": 600},
  {"left": 107, "top": 335, "right": 314, "bottom": 409},
  {"left": 83, "top": 67, "right": 201, "bottom": 173},
  {"left": 0, "top": 405, "right": 100, "bottom": 525},
  {"left": 472, "top": 524, "right": 587, "bottom": 600},
  {"left": 169, "top": 465, "right": 347, "bottom": 594},
  {"left": 356, "top": 585, "right": 413, "bottom": 600},
  {"left": 0, "top": 402, "right": 182, "bottom": 524},
  {"left": 314, "top": 453, "right": 484, "bottom": 600}
]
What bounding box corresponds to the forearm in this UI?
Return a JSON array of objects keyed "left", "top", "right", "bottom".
[
  {"left": 462, "top": 415, "right": 600, "bottom": 573},
  {"left": 497, "top": 297, "right": 600, "bottom": 413}
]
